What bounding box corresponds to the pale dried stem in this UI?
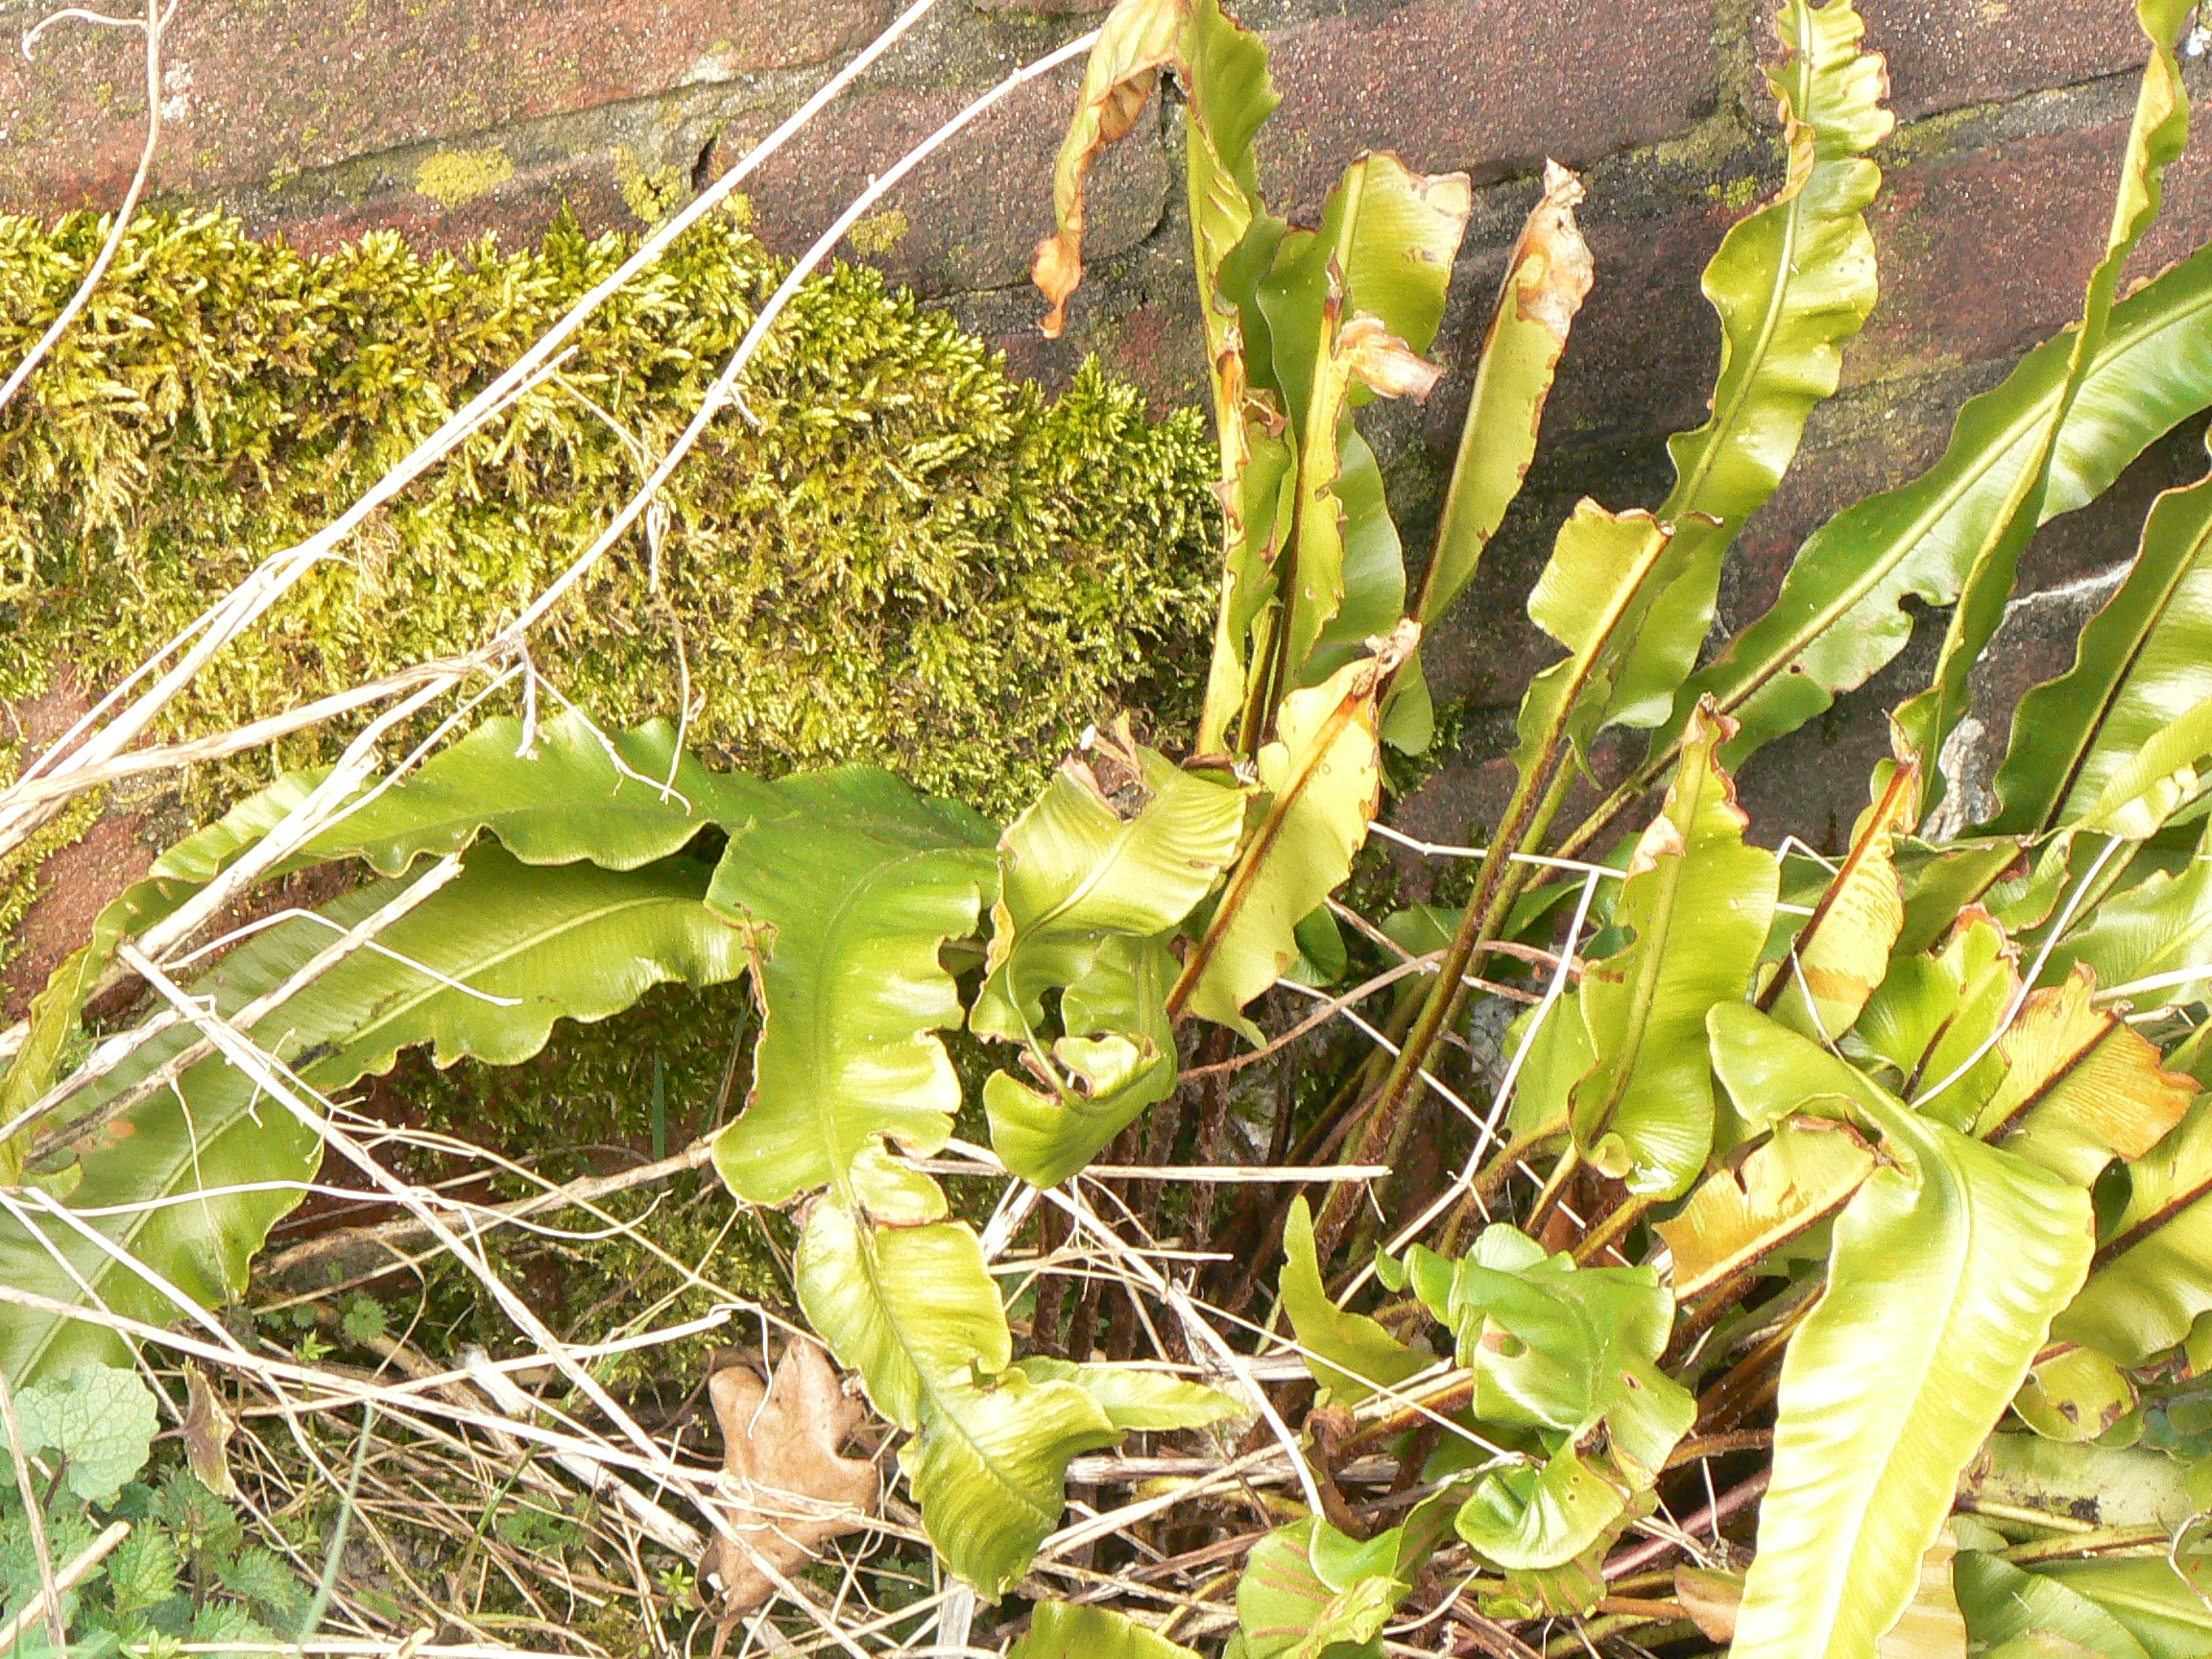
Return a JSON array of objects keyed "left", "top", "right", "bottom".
[
  {"left": 0, "top": 0, "right": 950, "bottom": 851},
  {"left": 0, "top": 0, "right": 169, "bottom": 414}
]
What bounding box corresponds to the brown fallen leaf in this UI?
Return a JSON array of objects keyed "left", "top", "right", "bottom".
[
  {"left": 181, "top": 1363, "right": 239, "bottom": 1499},
  {"left": 700, "top": 1339, "right": 880, "bottom": 1619}
]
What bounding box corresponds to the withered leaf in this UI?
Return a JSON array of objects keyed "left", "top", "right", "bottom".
[
  {"left": 701, "top": 1339, "right": 880, "bottom": 1618},
  {"left": 1978, "top": 962, "right": 2199, "bottom": 1186},
  {"left": 1033, "top": 0, "right": 1181, "bottom": 337},
  {"left": 182, "top": 1362, "right": 240, "bottom": 1499}
]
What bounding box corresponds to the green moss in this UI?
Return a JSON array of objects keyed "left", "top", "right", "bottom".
[{"left": 0, "top": 204, "right": 1218, "bottom": 821}]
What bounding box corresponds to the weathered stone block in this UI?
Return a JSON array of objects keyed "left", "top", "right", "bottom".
[
  {"left": 0, "top": 0, "right": 885, "bottom": 218},
  {"left": 1856, "top": 0, "right": 2150, "bottom": 124},
  {"left": 1851, "top": 97, "right": 2212, "bottom": 387},
  {"left": 1258, "top": 0, "right": 1718, "bottom": 224},
  {"left": 744, "top": 66, "right": 1169, "bottom": 298}
]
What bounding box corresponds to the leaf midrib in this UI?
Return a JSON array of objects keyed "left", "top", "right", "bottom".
[
  {"left": 1703, "top": 278, "right": 2212, "bottom": 729},
  {"left": 1664, "top": 0, "right": 1825, "bottom": 524}
]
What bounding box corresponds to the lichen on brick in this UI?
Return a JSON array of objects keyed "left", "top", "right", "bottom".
[
  {"left": 846, "top": 208, "right": 910, "bottom": 256},
  {"left": 413, "top": 145, "right": 517, "bottom": 208}
]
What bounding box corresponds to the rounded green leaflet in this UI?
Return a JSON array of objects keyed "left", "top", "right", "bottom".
[{"left": 12, "top": 1363, "right": 160, "bottom": 1502}]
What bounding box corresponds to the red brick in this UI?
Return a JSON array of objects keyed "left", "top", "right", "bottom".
[
  {"left": 236, "top": 151, "right": 637, "bottom": 257},
  {"left": 1258, "top": 0, "right": 1716, "bottom": 224},
  {"left": 744, "top": 66, "right": 1168, "bottom": 298},
  {"left": 1850, "top": 103, "right": 2212, "bottom": 388},
  {"left": 0, "top": 0, "right": 883, "bottom": 215},
  {"left": 1856, "top": 0, "right": 2149, "bottom": 124}
]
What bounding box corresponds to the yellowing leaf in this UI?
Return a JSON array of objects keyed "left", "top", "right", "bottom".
[
  {"left": 1761, "top": 758, "right": 1916, "bottom": 1043},
  {"left": 1412, "top": 161, "right": 1592, "bottom": 638},
  {"left": 2012, "top": 1344, "right": 2137, "bottom": 1443},
  {"left": 701, "top": 1340, "right": 880, "bottom": 1618},
  {"left": 1657, "top": 1118, "right": 1876, "bottom": 1300},
  {"left": 1976, "top": 963, "right": 2198, "bottom": 1187},
  {"left": 1173, "top": 629, "right": 1410, "bottom": 1036},
  {"left": 1033, "top": 0, "right": 1184, "bottom": 338}
]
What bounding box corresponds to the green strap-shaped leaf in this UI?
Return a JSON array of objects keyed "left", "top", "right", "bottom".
[
  {"left": 1174, "top": 635, "right": 1406, "bottom": 1037},
  {"left": 1413, "top": 162, "right": 1593, "bottom": 641},
  {"left": 1407, "top": 1225, "right": 1693, "bottom": 1572},
  {"left": 708, "top": 768, "right": 998, "bottom": 1207},
  {"left": 1015, "top": 1358, "right": 1238, "bottom": 1431},
  {"left": 1708, "top": 1008, "right": 2094, "bottom": 1659},
  {"left": 295, "top": 710, "right": 774, "bottom": 875},
  {"left": 1277, "top": 1196, "right": 1428, "bottom": 1406},
  {"left": 797, "top": 1200, "right": 1118, "bottom": 1599},
  {"left": 2052, "top": 819, "right": 2212, "bottom": 1010},
  {"left": 0, "top": 768, "right": 334, "bottom": 1155},
  {"left": 1851, "top": 907, "right": 2017, "bottom": 1127},
  {"left": 2, "top": 711, "right": 754, "bottom": 1166},
  {"left": 1013, "top": 1604, "right": 1201, "bottom": 1659},
  {"left": 1251, "top": 155, "right": 1468, "bottom": 696},
  {"left": 709, "top": 768, "right": 1172, "bottom": 1597},
  {"left": 1992, "top": 438, "right": 2212, "bottom": 835},
  {"left": 2055, "top": 1094, "right": 2212, "bottom": 1367},
  {"left": 1511, "top": 504, "right": 1681, "bottom": 780},
  {"left": 1569, "top": 704, "right": 1777, "bottom": 1195},
  {"left": 975, "top": 734, "right": 1245, "bottom": 1185},
  {"left": 1233, "top": 1507, "right": 1453, "bottom": 1659},
  {"left": 2023, "top": 1557, "right": 2212, "bottom": 1655},
  {"left": 2, "top": 844, "right": 754, "bottom": 1382},
  {"left": 1455, "top": 1446, "right": 1647, "bottom": 1576},
  {"left": 2068, "top": 689, "right": 2212, "bottom": 839},
  {"left": 1408, "top": 1226, "right": 1693, "bottom": 1478},
  {"left": 1892, "top": 0, "right": 2193, "bottom": 799},
  {"left": 1666, "top": 178, "right": 2212, "bottom": 787},
  {"left": 1955, "top": 1551, "right": 2154, "bottom": 1659},
  {"left": 1604, "top": 0, "right": 1891, "bottom": 737}
]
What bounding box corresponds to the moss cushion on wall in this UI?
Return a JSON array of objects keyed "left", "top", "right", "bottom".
[{"left": 0, "top": 205, "right": 1219, "bottom": 819}]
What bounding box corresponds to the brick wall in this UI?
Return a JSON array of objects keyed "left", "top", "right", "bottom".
[{"left": 5, "top": 0, "right": 2206, "bottom": 849}]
